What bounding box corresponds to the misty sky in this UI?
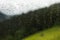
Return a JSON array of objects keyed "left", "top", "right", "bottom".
[{"left": 0, "top": 0, "right": 60, "bottom": 16}]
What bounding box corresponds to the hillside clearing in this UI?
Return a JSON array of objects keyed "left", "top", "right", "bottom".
[{"left": 23, "top": 25, "right": 60, "bottom": 40}]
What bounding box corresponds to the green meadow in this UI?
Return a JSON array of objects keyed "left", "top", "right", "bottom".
[{"left": 23, "top": 25, "right": 60, "bottom": 40}]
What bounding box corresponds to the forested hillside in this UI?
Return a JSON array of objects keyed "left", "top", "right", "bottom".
[{"left": 0, "top": 3, "right": 60, "bottom": 40}]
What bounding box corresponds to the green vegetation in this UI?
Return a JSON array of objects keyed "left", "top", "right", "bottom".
[
  {"left": 23, "top": 25, "right": 60, "bottom": 40},
  {"left": 0, "top": 3, "right": 60, "bottom": 40}
]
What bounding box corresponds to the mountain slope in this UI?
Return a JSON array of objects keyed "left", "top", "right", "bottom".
[
  {"left": 23, "top": 25, "right": 60, "bottom": 40},
  {"left": 0, "top": 12, "right": 8, "bottom": 21},
  {"left": 0, "top": 3, "right": 60, "bottom": 40}
]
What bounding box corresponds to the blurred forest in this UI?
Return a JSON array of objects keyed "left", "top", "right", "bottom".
[{"left": 0, "top": 3, "right": 60, "bottom": 40}]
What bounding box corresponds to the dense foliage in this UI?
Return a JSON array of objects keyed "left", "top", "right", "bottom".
[{"left": 0, "top": 3, "right": 60, "bottom": 40}]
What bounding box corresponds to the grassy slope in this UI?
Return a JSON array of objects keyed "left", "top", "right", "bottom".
[{"left": 23, "top": 25, "right": 60, "bottom": 40}]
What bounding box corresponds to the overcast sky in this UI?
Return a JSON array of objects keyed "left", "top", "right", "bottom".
[{"left": 0, "top": 0, "right": 60, "bottom": 16}]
